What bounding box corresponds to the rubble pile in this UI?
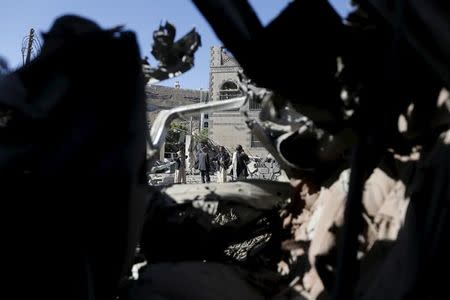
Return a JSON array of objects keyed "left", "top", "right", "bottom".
[
  {"left": 280, "top": 153, "right": 418, "bottom": 299},
  {"left": 192, "top": 0, "right": 450, "bottom": 299},
  {"left": 1, "top": 1, "right": 449, "bottom": 300}
]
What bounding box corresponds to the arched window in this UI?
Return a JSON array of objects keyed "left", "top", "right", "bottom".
[
  {"left": 221, "top": 81, "right": 238, "bottom": 90},
  {"left": 219, "top": 81, "right": 242, "bottom": 100}
]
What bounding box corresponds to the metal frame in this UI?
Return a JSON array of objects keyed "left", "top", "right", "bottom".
[{"left": 147, "top": 96, "right": 246, "bottom": 160}]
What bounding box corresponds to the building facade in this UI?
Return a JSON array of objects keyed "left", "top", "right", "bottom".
[{"left": 208, "top": 46, "right": 267, "bottom": 157}]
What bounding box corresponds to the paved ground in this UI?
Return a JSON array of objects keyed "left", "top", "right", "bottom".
[
  {"left": 149, "top": 173, "right": 233, "bottom": 186},
  {"left": 186, "top": 174, "right": 219, "bottom": 184}
]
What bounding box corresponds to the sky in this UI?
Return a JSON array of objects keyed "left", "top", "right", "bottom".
[{"left": 0, "top": 0, "right": 351, "bottom": 89}]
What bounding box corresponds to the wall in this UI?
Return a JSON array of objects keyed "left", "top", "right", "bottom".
[{"left": 208, "top": 46, "right": 268, "bottom": 158}]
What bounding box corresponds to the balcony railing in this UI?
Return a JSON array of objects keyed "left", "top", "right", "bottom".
[{"left": 249, "top": 99, "right": 262, "bottom": 110}]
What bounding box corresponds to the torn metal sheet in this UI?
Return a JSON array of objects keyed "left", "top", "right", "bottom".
[
  {"left": 239, "top": 82, "right": 351, "bottom": 178},
  {"left": 193, "top": 0, "right": 345, "bottom": 132},
  {"left": 192, "top": 0, "right": 262, "bottom": 52},
  {"left": 147, "top": 96, "right": 246, "bottom": 159},
  {"left": 367, "top": 0, "right": 450, "bottom": 90},
  {"left": 143, "top": 22, "right": 201, "bottom": 84},
  {"left": 141, "top": 179, "right": 286, "bottom": 270},
  {"left": 0, "top": 57, "right": 8, "bottom": 76},
  {"left": 131, "top": 262, "right": 266, "bottom": 300},
  {"left": 1, "top": 15, "right": 147, "bottom": 300},
  {"left": 161, "top": 179, "right": 291, "bottom": 210}
]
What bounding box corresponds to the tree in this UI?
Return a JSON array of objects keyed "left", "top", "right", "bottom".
[
  {"left": 165, "top": 121, "right": 187, "bottom": 153},
  {"left": 193, "top": 128, "right": 209, "bottom": 145}
]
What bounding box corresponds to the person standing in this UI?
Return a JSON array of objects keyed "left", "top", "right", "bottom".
[
  {"left": 232, "top": 145, "right": 250, "bottom": 180},
  {"left": 215, "top": 146, "right": 230, "bottom": 183},
  {"left": 195, "top": 145, "right": 211, "bottom": 183},
  {"left": 174, "top": 150, "right": 186, "bottom": 184}
]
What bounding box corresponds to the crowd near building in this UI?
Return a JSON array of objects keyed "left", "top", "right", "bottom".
[{"left": 146, "top": 46, "right": 268, "bottom": 159}]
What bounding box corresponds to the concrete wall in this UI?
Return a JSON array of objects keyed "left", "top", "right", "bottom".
[
  {"left": 208, "top": 46, "right": 268, "bottom": 158},
  {"left": 209, "top": 46, "right": 242, "bottom": 103}
]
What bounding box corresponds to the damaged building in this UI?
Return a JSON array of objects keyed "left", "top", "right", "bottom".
[
  {"left": 1, "top": 1, "right": 450, "bottom": 300},
  {"left": 208, "top": 46, "right": 268, "bottom": 157}
]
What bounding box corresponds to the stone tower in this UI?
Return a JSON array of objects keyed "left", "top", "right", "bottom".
[
  {"left": 208, "top": 46, "right": 267, "bottom": 157},
  {"left": 209, "top": 46, "right": 242, "bottom": 103}
]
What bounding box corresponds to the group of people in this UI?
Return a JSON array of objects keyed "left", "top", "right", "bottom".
[{"left": 173, "top": 144, "right": 250, "bottom": 184}]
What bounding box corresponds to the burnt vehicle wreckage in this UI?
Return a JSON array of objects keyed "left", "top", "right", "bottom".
[{"left": 0, "top": 0, "right": 449, "bottom": 300}]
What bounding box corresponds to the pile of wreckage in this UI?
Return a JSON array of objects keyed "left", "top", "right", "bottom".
[{"left": 0, "top": 1, "right": 449, "bottom": 300}]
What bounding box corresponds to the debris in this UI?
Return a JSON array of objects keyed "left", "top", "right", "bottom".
[
  {"left": 0, "top": 57, "right": 8, "bottom": 76},
  {"left": 193, "top": 1, "right": 450, "bottom": 299},
  {"left": 1, "top": 2, "right": 449, "bottom": 300},
  {"left": 0, "top": 15, "right": 147, "bottom": 300},
  {"left": 143, "top": 21, "right": 201, "bottom": 84},
  {"left": 141, "top": 180, "right": 290, "bottom": 269},
  {"left": 147, "top": 96, "right": 246, "bottom": 160}
]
